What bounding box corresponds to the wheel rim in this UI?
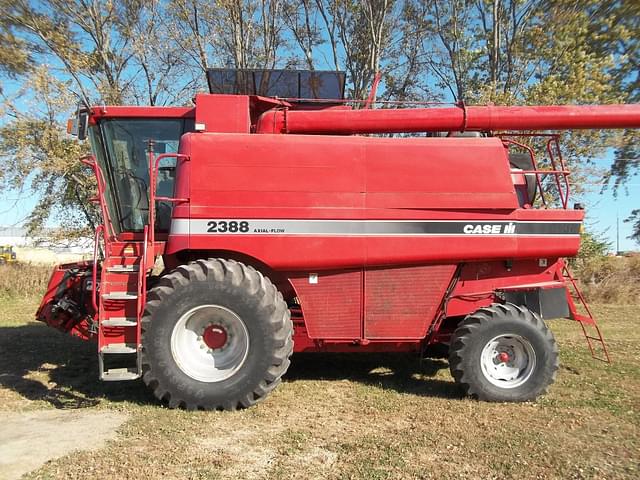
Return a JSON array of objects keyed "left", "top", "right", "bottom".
[
  {"left": 480, "top": 334, "right": 536, "bottom": 389},
  {"left": 170, "top": 305, "right": 249, "bottom": 382}
]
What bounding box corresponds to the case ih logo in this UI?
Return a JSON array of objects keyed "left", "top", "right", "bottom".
[{"left": 463, "top": 223, "right": 516, "bottom": 234}]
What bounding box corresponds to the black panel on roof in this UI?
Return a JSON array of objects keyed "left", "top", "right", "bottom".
[{"left": 206, "top": 69, "right": 346, "bottom": 100}]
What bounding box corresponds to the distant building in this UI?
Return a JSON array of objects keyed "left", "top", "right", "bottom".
[
  {"left": 0, "top": 226, "right": 31, "bottom": 247},
  {"left": 0, "top": 226, "right": 92, "bottom": 264}
]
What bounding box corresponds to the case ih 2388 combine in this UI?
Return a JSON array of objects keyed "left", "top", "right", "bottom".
[{"left": 37, "top": 70, "right": 640, "bottom": 410}]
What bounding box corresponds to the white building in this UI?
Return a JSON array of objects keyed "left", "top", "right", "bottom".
[{"left": 0, "top": 225, "right": 92, "bottom": 264}]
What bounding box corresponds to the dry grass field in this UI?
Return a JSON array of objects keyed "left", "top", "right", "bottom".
[{"left": 0, "top": 265, "right": 638, "bottom": 479}]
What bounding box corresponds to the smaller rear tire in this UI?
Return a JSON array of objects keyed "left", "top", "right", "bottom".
[{"left": 449, "top": 303, "right": 558, "bottom": 402}]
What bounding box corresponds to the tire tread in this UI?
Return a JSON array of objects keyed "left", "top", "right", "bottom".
[{"left": 449, "top": 302, "right": 558, "bottom": 402}]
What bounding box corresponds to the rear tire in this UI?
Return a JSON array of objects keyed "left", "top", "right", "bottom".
[
  {"left": 141, "top": 258, "right": 293, "bottom": 410},
  {"left": 449, "top": 303, "right": 558, "bottom": 402}
]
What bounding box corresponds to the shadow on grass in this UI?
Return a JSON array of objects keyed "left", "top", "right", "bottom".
[
  {"left": 0, "top": 323, "right": 152, "bottom": 409},
  {"left": 285, "top": 352, "right": 461, "bottom": 399},
  {"left": 0, "top": 323, "right": 461, "bottom": 409}
]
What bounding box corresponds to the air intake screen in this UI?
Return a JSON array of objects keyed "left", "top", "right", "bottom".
[{"left": 207, "top": 69, "right": 346, "bottom": 100}]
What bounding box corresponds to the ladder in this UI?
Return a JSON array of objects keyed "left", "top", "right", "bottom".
[
  {"left": 559, "top": 260, "right": 611, "bottom": 363},
  {"left": 84, "top": 155, "right": 149, "bottom": 381},
  {"left": 96, "top": 235, "right": 148, "bottom": 380}
]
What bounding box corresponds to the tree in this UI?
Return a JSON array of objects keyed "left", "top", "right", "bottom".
[
  {"left": 0, "top": 68, "right": 96, "bottom": 239},
  {"left": 575, "top": 0, "right": 640, "bottom": 240},
  {"left": 281, "top": 0, "right": 322, "bottom": 70},
  {"left": 170, "top": 0, "right": 288, "bottom": 73},
  {"left": 0, "top": 0, "right": 33, "bottom": 80},
  {"left": 626, "top": 210, "right": 640, "bottom": 246},
  {"left": 576, "top": 229, "right": 611, "bottom": 261},
  {"left": 332, "top": 0, "right": 398, "bottom": 100},
  {"left": 0, "top": 0, "right": 191, "bottom": 236}
]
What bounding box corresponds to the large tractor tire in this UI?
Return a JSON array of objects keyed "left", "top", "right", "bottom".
[
  {"left": 141, "top": 259, "right": 293, "bottom": 410},
  {"left": 449, "top": 303, "right": 558, "bottom": 402}
]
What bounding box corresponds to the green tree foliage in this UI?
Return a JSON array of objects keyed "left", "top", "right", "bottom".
[
  {"left": 0, "top": 0, "right": 33, "bottom": 79},
  {"left": 626, "top": 210, "right": 640, "bottom": 246},
  {"left": 577, "top": 229, "right": 611, "bottom": 261},
  {"left": 584, "top": 1, "right": 639, "bottom": 189},
  {"left": 0, "top": 0, "right": 638, "bottom": 237},
  {"left": 0, "top": 68, "right": 96, "bottom": 239}
]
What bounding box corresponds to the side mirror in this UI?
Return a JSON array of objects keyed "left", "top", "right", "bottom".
[
  {"left": 77, "top": 110, "right": 89, "bottom": 140},
  {"left": 66, "top": 108, "right": 90, "bottom": 140}
]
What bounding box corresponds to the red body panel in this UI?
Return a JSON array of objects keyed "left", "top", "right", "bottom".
[
  {"left": 288, "top": 264, "right": 456, "bottom": 342},
  {"left": 291, "top": 270, "right": 363, "bottom": 339},
  {"left": 194, "top": 94, "right": 250, "bottom": 133},
  {"left": 364, "top": 264, "right": 456, "bottom": 339},
  {"left": 167, "top": 131, "right": 582, "bottom": 270},
  {"left": 446, "top": 260, "right": 561, "bottom": 318}
]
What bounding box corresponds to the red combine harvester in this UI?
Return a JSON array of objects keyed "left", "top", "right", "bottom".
[{"left": 37, "top": 69, "right": 640, "bottom": 410}]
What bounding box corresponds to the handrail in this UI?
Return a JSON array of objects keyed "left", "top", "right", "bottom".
[
  {"left": 500, "top": 137, "right": 548, "bottom": 208},
  {"left": 138, "top": 224, "right": 149, "bottom": 326},
  {"left": 81, "top": 155, "right": 116, "bottom": 240},
  {"left": 499, "top": 134, "right": 573, "bottom": 209},
  {"left": 546, "top": 137, "right": 571, "bottom": 209},
  {"left": 91, "top": 224, "right": 105, "bottom": 314},
  {"left": 148, "top": 150, "right": 190, "bottom": 247}
]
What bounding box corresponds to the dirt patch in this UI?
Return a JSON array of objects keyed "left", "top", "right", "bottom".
[
  {"left": 0, "top": 409, "right": 127, "bottom": 480},
  {"left": 199, "top": 427, "right": 278, "bottom": 479},
  {"left": 198, "top": 422, "right": 338, "bottom": 480}
]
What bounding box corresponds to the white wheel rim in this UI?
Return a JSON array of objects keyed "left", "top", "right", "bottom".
[
  {"left": 480, "top": 334, "right": 536, "bottom": 389},
  {"left": 170, "top": 305, "right": 249, "bottom": 382}
]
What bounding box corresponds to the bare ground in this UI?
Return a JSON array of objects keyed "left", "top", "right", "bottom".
[
  {"left": 0, "top": 410, "right": 127, "bottom": 480},
  {"left": 0, "top": 297, "right": 638, "bottom": 479}
]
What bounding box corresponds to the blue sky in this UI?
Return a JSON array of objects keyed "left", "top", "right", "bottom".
[{"left": 582, "top": 174, "right": 638, "bottom": 252}]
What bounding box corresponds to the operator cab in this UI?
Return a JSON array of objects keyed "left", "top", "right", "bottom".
[{"left": 70, "top": 108, "right": 194, "bottom": 234}]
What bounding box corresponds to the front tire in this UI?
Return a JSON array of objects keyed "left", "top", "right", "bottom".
[
  {"left": 141, "top": 259, "right": 293, "bottom": 410},
  {"left": 449, "top": 303, "right": 558, "bottom": 402}
]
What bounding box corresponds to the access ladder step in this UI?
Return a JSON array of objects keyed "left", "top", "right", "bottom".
[
  {"left": 102, "top": 292, "right": 138, "bottom": 300},
  {"left": 101, "top": 343, "right": 138, "bottom": 354},
  {"left": 102, "top": 318, "right": 137, "bottom": 327},
  {"left": 101, "top": 368, "right": 141, "bottom": 381},
  {"left": 106, "top": 265, "right": 139, "bottom": 273}
]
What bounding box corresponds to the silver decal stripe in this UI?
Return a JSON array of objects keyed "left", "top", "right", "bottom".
[{"left": 170, "top": 219, "right": 581, "bottom": 236}]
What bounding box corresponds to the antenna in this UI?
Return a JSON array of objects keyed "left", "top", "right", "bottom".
[{"left": 616, "top": 211, "right": 620, "bottom": 254}]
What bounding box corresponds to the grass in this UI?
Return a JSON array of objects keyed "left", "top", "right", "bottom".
[{"left": 1, "top": 293, "right": 638, "bottom": 479}]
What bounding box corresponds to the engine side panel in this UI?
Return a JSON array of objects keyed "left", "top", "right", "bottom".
[
  {"left": 290, "top": 269, "right": 363, "bottom": 339},
  {"left": 364, "top": 264, "right": 456, "bottom": 339}
]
